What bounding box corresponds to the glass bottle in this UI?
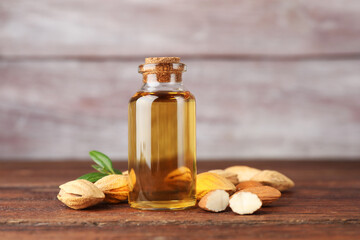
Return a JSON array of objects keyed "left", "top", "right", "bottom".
[{"left": 128, "top": 57, "right": 196, "bottom": 210}]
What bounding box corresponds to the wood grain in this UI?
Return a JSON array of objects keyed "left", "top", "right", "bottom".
[
  {"left": 0, "top": 160, "right": 359, "bottom": 240},
  {"left": 1, "top": 0, "right": 360, "bottom": 57},
  {"left": 1, "top": 60, "right": 359, "bottom": 159},
  {"left": 1, "top": 225, "right": 359, "bottom": 240}
]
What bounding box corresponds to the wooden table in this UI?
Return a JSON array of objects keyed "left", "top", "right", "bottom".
[{"left": 1, "top": 160, "right": 359, "bottom": 239}]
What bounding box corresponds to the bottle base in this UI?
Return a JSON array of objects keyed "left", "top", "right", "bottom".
[{"left": 129, "top": 199, "right": 196, "bottom": 210}]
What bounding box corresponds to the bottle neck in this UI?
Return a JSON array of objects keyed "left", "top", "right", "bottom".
[
  {"left": 139, "top": 62, "right": 186, "bottom": 92},
  {"left": 142, "top": 72, "right": 183, "bottom": 83},
  {"left": 140, "top": 76, "right": 185, "bottom": 92}
]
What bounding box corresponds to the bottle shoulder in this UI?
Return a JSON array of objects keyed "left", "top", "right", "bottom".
[{"left": 129, "top": 91, "right": 195, "bottom": 104}]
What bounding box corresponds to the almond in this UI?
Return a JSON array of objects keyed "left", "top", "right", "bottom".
[
  {"left": 196, "top": 172, "right": 236, "bottom": 200},
  {"left": 165, "top": 167, "right": 193, "bottom": 190},
  {"left": 240, "top": 186, "right": 281, "bottom": 205},
  {"left": 198, "top": 190, "right": 229, "bottom": 212},
  {"left": 95, "top": 174, "right": 129, "bottom": 203},
  {"left": 225, "top": 166, "right": 261, "bottom": 183},
  {"left": 250, "top": 170, "right": 295, "bottom": 192},
  {"left": 57, "top": 179, "right": 105, "bottom": 209},
  {"left": 229, "top": 191, "right": 262, "bottom": 215},
  {"left": 236, "top": 181, "right": 264, "bottom": 191},
  {"left": 208, "top": 169, "right": 238, "bottom": 185}
]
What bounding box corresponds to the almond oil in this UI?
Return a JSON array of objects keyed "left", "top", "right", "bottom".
[{"left": 128, "top": 57, "right": 197, "bottom": 210}]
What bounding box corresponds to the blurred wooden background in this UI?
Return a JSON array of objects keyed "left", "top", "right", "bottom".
[{"left": 0, "top": 0, "right": 360, "bottom": 160}]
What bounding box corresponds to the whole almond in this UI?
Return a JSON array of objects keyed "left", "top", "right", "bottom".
[
  {"left": 240, "top": 186, "right": 281, "bottom": 205},
  {"left": 208, "top": 169, "right": 238, "bottom": 185},
  {"left": 225, "top": 166, "right": 261, "bottom": 183},
  {"left": 165, "top": 167, "right": 193, "bottom": 190},
  {"left": 57, "top": 179, "right": 105, "bottom": 209},
  {"left": 95, "top": 174, "right": 129, "bottom": 203},
  {"left": 236, "top": 181, "right": 264, "bottom": 191},
  {"left": 250, "top": 170, "right": 295, "bottom": 192}
]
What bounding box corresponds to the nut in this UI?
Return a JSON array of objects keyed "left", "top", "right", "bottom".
[
  {"left": 208, "top": 169, "right": 238, "bottom": 185},
  {"left": 250, "top": 170, "right": 295, "bottom": 192},
  {"left": 236, "top": 181, "right": 264, "bottom": 191},
  {"left": 198, "top": 190, "right": 229, "bottom": 212},
  {"left": 165, "top": 167, "right": 192, "bottom": 190},
  {"left": 225, "top": 166, "right": 261, "bottom": 183},
  {"left": 95, "top": 174, "right": 129, "bottom": 203},
  {"left": 57, "top": 179, "right": 105, "bottom": 210},
  {"left": 196, "top": 172, "right": 236, "bottom": 200},
  {"left": 240, "top": 186, "right": 281, "bottom": 205},
  {"left": 229, "top": 191, "right": 262, "bottom": 215}
]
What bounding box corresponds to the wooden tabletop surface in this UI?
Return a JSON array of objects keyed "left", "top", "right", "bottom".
[{"left": 0, "top": 160, "right": 359, "bottom": 240}]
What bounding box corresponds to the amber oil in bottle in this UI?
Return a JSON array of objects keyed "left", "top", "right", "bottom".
[{"left": 128, "top": 57, "right": 196, "bottom": 210}]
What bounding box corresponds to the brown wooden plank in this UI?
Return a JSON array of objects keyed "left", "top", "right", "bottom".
[
  {"left": 1, "top": 224, "right": 359, "bottom": 240},
  {"left": 0, "top": 161, "right": 359, "bottom": 240},
  {"left": 1, "top": 60, "right": 360, "bottom": 159},
  {"left": 1, "top": 187, "right": 359, "bottom": 224},
  {"left": 1, "top": 1, "right": 360, "bottom": 57}
]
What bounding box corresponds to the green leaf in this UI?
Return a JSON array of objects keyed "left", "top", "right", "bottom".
[
  {"left": 89, "top": 151, "right": 114, "bottom": 174},
  {"left": 77, "top": 172, "right": 107, "bottom": 183},
  {"left": 91, "top": 164, "right": 110, "bottom": 174},
  {"left": 113, "top": 169, "right": 122, "bottom": 174}
]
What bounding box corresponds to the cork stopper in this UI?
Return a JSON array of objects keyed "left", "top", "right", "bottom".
[
  {"left": 145, "top": 57, "right": 180, "bottom": 64},
  {"left": 140, "top": 57, "right": 185, "bottom": 83}
]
